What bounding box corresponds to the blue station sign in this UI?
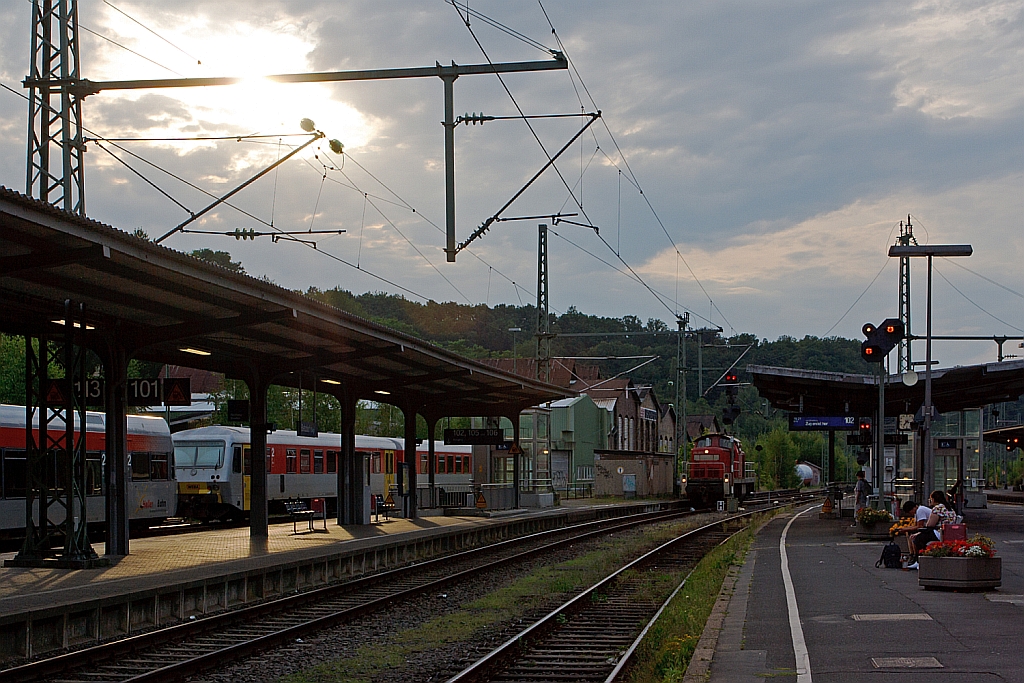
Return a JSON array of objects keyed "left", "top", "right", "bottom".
[{"left": 789, "top": 415, "right": 858, "bottom": 431}]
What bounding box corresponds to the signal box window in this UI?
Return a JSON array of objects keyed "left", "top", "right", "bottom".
[
  {"left": 314, "top": 450, "right": 324, "bottom": 474},
  {"left": 300, "top": 449, "right": 311, "bottom": 473},
  {"left": 286, "top": 448, "right": 297, "bottom": 473},
  {"left": 327, "top": 450, "right": 337, "bottom": 474}
]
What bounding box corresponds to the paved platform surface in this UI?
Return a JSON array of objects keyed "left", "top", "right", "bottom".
[
  {"left": 0, "top": 500, "right": 644, "bottom": 617},
  {"left": 708, "top": 503, "right": 1024, "bottom": 682}
]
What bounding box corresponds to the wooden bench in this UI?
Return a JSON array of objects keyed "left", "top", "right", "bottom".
[{"left": 284, "top": 500, "right": 315, "bottom": 533}]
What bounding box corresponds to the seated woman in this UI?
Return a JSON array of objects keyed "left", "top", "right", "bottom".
[{"left": 908, "top": 490, "right": 957, "bottom": 568}]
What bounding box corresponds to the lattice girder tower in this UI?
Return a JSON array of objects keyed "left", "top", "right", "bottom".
[
  {"left": 26, "top": 0, "right": 86, "bottom": 215},
  {"left": 896, "top": 215, "right": 918, "bottom": 373}
]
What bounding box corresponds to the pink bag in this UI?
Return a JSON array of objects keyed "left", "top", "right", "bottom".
[{"left": 942, "top": 523, "right": 967, "bottom": 541}]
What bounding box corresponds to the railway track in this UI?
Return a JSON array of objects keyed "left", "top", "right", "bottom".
[
  {"left": 1, "top": 505, "right": 698, "bottom": 683},
  {"left": 448, "top": 502, "right": 815, "bottom": 683}
]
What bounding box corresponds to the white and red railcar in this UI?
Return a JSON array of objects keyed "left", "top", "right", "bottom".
[
  {"left": 172, "top": 425, "right": 473, "bottom": 521},
  {"left": 0, "top": 404, "right": 177, "bottom": 537}
]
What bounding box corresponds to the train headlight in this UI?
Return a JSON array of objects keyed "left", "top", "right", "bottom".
[
  {"left": 724, "top": 473, "right": 731, "bottom": 484},
  {"left": 681, "top": 475, "right": 687, "bottom": 484}
]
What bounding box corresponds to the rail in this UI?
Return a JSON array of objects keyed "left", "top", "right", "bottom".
[
  {"left": 0, "top": 504, "right": 694, "bottom": 683},
  {"left": 447, "top": 496, "right": 821, "bottom": 682}
]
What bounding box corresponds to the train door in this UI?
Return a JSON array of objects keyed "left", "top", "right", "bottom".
[
  {"left": 242, "top": 446, "right": 251, "bottom": 511},
  {"left": 383, "top": 449, "right": 395, "bottom": 496}
]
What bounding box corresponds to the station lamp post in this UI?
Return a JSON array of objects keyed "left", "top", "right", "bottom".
[{"left": 887, "top": 244, "right": 972, "bottom": 500}]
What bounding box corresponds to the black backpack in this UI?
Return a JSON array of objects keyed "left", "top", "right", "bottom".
[{"left": 876, "top": 541, "right": 902, "bottom": 569}]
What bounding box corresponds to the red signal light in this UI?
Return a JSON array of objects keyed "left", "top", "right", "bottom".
[
  {"left": 864, "top": 347, "right": 874, "bottom": 355},
  {"left": 885, "top": 324, "right": 896, "bottom": 333}
]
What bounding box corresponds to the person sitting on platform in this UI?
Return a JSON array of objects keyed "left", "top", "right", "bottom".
[{"left": 908, "top": 491, "right": 955, "bottom": 569}]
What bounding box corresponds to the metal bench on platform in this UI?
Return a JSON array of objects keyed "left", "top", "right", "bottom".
[{"left": 284, "top": 500, "right": 316, "bottom": 533}]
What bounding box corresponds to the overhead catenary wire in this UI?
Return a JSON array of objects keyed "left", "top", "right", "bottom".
[
  {"left": 102, "top": 0, "right": 203, "bottom": 66},
  {"left": 0, "top": 82, "right": 440, "bottom": 302},
  {"left": 537, "top": 1, "right": 735, "bottom": 333},
  {"left": 933, "top": 264, "right": 1024, "bottom": 334},
  {"left": 450, "top": 7, "right": 712, "bottom": 327}
]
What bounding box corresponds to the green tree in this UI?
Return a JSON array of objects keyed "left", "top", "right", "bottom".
[
  {"left": 189, "top": 249, "right": 244, "bottom": 273},
  {"left": 754, "top": 427, "right": 799, "bottom": 489}
]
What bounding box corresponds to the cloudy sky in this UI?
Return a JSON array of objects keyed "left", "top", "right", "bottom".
[{"left": 1, "top": 0, "right": 1022, "bottom": 366}]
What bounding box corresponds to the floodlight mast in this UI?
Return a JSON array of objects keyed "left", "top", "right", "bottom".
[{"left": 23, "top": 0, "right": 567, "bottom": 252}]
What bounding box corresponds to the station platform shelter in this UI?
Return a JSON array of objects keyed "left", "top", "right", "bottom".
[{"left": 692, "top": 502, "right": 1024, "bottom": 682}]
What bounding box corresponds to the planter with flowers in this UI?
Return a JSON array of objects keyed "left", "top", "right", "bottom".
[
  {"left": 919, "top": 535, "right": 1000, "bottom": 590},
  {"left": 855, "top": 507, "right": 894, "bottom": 540}
]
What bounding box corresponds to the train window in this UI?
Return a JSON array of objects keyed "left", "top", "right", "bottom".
[
  {"left": 370, "top": 451, "right": 381, "bottom": 474},
  {"left": 3, "top": 449, "right": 26, "bottom": 498},
  {"left": 267, "top": 448, "right": 273, "bottom": 472},
  {"left": 243, "top": 447, "right": 252, "bottom": 475},
  {"left": 455, "top": 456, "right": 463, "bottom": 474},
  {"left": 447, "top": 454, "right": 454, "bottom": 473},
  {"left": 695, "top": 437, "right": 712, "bottom": 448},
  {"left": 131, "top": 452, "right": 151, "bottom": 480},
  {"left": 286, "top": 449, "right": 297, "bottom": 473},
  {"left": 232, "top": 446, "right": 242, "bottom": 473},
  {"left": 86, "top": 453, "right": 103, "bottom": 494},
  {"left": 300, "top": 449, "right": 311, "bottom": 473},
  {"left": 420, "top": 452, "right": 428, "bottom": 475},
  {"left": 314, "top": 450, "right": 324, "bottom": 474},
  {"left": 385, "top": 451, "right": 394, "bottom": 474},
  {"left": 174, "top": 442, "right": 225, "bottom": 469},
  {"left": 327, "top": 450, "right": 337, "bottom": 474},
  {"left": 150, "top": 452, "right": 169, "bottom": 481}
]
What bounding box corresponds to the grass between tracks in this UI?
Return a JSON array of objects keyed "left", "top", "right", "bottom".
[
  {"left": 279, "top": 515, "right": 715, "bottom": 683},
  {"left": 624, "top": 510, "right": 779, "bottom": 683}
]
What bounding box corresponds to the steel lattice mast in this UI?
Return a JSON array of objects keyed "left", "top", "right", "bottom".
[
  {"left": 26, "top": 0, "right": 85, "bottom": 214},
  {"left": 896, "top": 215, "right": 918, "bottom": 373}
]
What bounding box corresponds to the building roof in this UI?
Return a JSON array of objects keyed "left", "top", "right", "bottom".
[{"left": 0, "top": 186, "right": 571, "bottom": 417}]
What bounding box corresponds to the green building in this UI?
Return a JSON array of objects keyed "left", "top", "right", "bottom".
[{"left": 548, "top": 395, "right": 611, "bottom": 491}]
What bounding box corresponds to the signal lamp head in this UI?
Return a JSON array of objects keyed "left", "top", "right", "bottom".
[{"left": 863, "top": 323, "right": 876, "bottom": 337}]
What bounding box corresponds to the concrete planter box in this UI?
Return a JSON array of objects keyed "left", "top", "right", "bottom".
[
  {"left": 919, "top": 556, "right": 1001, "bottom": 590},
  {"left": 854, "top": 522, "right": 892, "bottom": 540}
]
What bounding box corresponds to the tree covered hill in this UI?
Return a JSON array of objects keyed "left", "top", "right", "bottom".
[{"left": 303, "top": 286, "right": 874, "bottom": 403}]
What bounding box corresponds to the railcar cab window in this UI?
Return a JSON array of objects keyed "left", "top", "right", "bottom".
[{"left": 174, "top": 441, "right": 224, "bottom": 469}]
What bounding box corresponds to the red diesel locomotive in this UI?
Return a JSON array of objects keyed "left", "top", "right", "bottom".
[{"left": 683, "top": 432, "right": 756, "bottom": 507}]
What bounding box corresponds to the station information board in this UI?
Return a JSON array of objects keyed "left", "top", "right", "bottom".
[
  {"left": 443, "top": 428, "right": 504, "bottom": 445},
  {"left": 789, "top": 415, "right": 858, "bottom": 431}
]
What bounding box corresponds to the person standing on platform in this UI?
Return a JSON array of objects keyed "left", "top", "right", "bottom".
[{"left": 852, "top": 470, "right": 871, "bottom": 526}]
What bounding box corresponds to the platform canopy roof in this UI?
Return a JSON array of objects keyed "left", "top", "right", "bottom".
[
  {"left": 748, "top": 361, "right": 1024, "bottom": 417},
  {"left": 0, "top": 187, "right": 571, "bottom": 417}
]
